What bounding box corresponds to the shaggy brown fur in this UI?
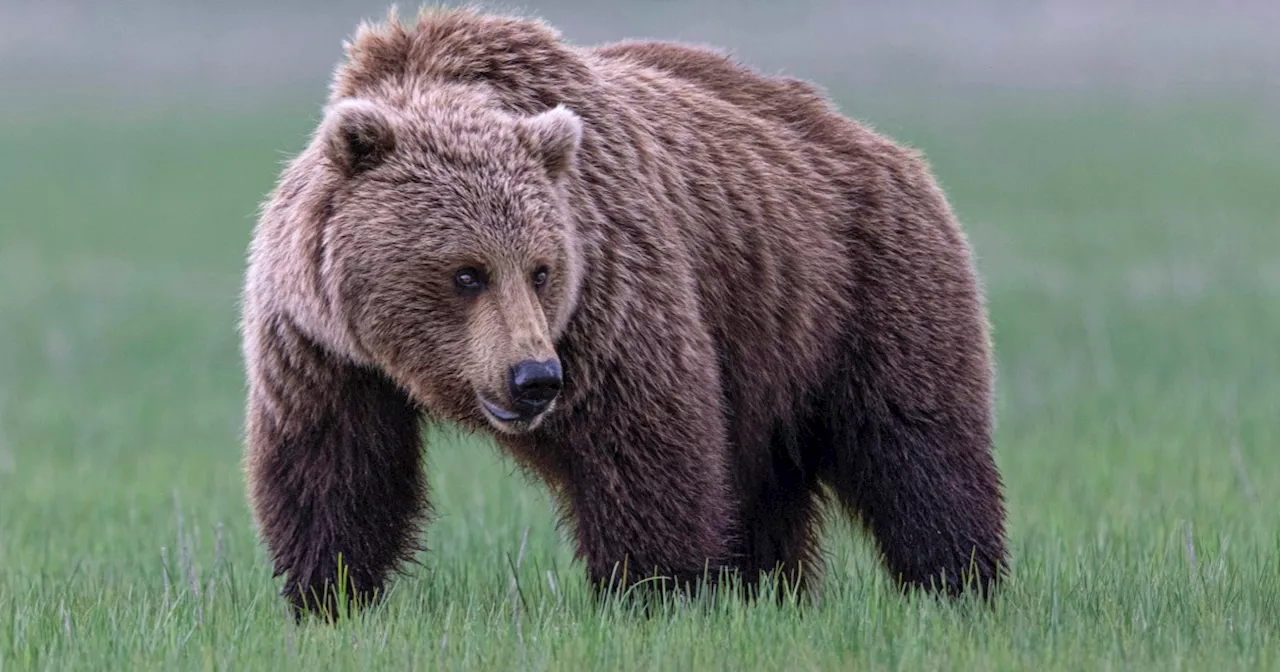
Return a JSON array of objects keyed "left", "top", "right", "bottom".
[{"left": 240, "top": 6, "right": 1008, "bottom": 620}]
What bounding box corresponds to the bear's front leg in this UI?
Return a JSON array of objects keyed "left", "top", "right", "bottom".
[
  {"left": 550, "top": 326, "right": 738, "bottom": 598},
  {"left": 243, "top": 312, "right": 429, "bottom": 621}
]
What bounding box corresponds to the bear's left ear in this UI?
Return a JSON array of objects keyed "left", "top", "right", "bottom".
[{"left": 519, "top": 104, "right": 583, "bottom": 181}]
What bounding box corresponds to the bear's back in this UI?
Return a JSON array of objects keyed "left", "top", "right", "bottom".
[{"left": 587, "top": 40, "right": 858, "bottom": 150}]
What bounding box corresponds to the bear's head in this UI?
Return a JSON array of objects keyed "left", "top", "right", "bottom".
[{"left": 279, "top": 92, "right": 585, "bottom": 435}]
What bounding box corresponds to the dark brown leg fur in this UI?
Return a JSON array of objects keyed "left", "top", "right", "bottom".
[
  {"left": 558, "top": 408, "right": 737, "bottom": 599},
  {"left": 545, "top": 331, "right": 737, "bottom": 601},
  {"left": 244, "top": 313, "right": 428, "bottom": 621},
  {"left": 731, "top": 422, "right": 826, "bottom": 601},
  {"left": 816, "top": 351, "right": 1008, "bottom": 598}
]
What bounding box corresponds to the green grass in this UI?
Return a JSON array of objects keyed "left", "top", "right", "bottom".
[{"left": 1, "top": 93, "right": 1277, "bottom": 670}]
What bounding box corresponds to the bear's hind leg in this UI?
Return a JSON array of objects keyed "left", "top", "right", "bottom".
[{"left": 816, "top": 373, "right": 1007, "bottom": 599}]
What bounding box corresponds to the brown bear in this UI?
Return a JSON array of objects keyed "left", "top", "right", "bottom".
[{"left": 239, "top": 6, "right": 1008, "bottom": 620}]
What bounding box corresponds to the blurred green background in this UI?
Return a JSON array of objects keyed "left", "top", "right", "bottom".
[{"left": 1, "top": 1, "right": 1277, "bottom": 669}]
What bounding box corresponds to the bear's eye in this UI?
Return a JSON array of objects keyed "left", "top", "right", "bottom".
[
  {"left": 454, "top": 267, "right": 487, "bottom": 294},
  {"left": 532, "top": 266, "right": 550, "bottom": 288}
]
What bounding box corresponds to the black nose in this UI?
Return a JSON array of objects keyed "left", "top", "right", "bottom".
[{"left": 508, "top": 358, "right": 562, "bottom": 415}]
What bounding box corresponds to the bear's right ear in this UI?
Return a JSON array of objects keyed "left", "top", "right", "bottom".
[{"left": 321, "top": 98, "right": 397, "bottom": 177}]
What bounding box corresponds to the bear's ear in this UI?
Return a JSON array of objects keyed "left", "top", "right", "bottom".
[
  {"left": 519, "top": 104, "right": 583, "bottom": 181},
  {"left": 321, "top": 98, "right": 397, "bottom": 177}
]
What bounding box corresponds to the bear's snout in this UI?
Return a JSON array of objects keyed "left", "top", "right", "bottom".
[{"left": 508, "top": 358, "right": 563, "bottom": 415}]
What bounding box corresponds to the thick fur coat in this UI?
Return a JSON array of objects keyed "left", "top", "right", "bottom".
[{"left": 240, "top": 7, "right": 1008, "bottom": 619}]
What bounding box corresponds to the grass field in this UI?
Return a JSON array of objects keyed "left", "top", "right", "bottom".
[{"left": 1, "top": 89, "right": 1277, "bottom": 670}]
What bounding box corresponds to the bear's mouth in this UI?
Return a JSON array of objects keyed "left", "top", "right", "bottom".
[
  {"left": 478, "top": 396, "right": 523, "bottom": 422},
  {"left": 476, "top": 394, "right": 552, "bottom": 433}
]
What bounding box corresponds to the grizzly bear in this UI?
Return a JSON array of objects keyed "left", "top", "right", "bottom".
[{"left": 239, "top": 6, "right": 1007, "bottom": 620}]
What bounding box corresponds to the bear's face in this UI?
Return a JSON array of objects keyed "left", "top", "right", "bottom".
[{"left": 317, "top": 96, "right": 584, "bottom": 435}]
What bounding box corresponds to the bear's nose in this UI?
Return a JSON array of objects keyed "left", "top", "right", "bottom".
[{"left": 508, "top": 358, "right": 563, "bottom": 415}]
